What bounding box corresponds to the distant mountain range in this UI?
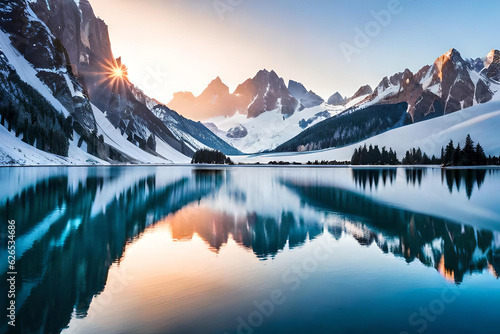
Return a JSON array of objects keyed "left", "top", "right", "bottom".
[
  {"left": 360, "top": 48, "right": 500, "bottom": 122},
  {"left": 183, "top": 48, "right": 499, "bottom": 154},
  {"left": 168, "top": 70, "right": 312, "bottom": 121},
  {"left": 167, "top": 70, "right": 383, "bottom": 153},
  {"left": 273, "top": 48, "right": 500, "bottom": 154}
]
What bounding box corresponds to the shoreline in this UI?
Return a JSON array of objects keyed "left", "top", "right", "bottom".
[{"left": 1, "top": 163, "right": 500, "bottom": 169}]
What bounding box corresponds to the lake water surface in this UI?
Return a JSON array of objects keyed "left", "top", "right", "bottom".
[{"left": 1, "top": 166, "right": 500, "bottom": 334}]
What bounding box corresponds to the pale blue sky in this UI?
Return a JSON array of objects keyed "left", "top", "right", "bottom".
[{"left": 90, "top": 0, "right": 498, "bottom": 103}]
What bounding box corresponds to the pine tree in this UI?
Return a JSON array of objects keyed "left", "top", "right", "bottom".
[
  {"left": 360, "top": 144, "right": 368, "bottom": 165},
  {"left": 368, "top": 145, "right": 374, "bottom": 164},
  {"left": 413, "top": 148, "right": 421, "bottom": 164},
  {"left": 351, "top": 148, "right": 360, "bottom": 165},
  {"left": 453, "top": 143, "right": 462, "bottom": 166},
  {"left": 443, "top": 140, "right": 454, "bottom": 166},
  {"left": 462, "top": 134, "right": 475, "bottom": 166},
  {"left": 389, "top": 148, "right": 398, "bottom": 165},
  {"left": 403, "top": 151, "right": 411, "bottom": 165},
  {"left": 373, "top": 145, "right": 382, "bottom": 164},
  {"left": 352, "top": 145, "right": 400, "bottom": 165},
  {"left": 381, "top": 146, "right": 389, "bottom": 165},
  {"left": 475, "top": 143, "right": 487, "bottom": 165},
  {"left": 423, "top": 153, "right": 431, "bottom": 164}
]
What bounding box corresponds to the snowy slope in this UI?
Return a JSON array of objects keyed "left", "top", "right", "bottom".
[
  {"left": 150, "top": 105, "right": 241, "bottom": 155},
  {"left": 155, "top": 139, "right": 191, "bottom": 164},
  {"left": 0, "top": 97, "right": 190, "bottom": 166},
  {"left": 206, "top": 103, "right": 344, "bottom": 153},
  {"left": 344, "top": 93, "right": 371, "bottom": 109},
  {"left": 0, "top": 123, "right": 106, "bottom": 165},
  {"left": 91, "top": 104, "right": 189, "bottom": 164},
  {"left": 233, "top": 98, "right": 500, "bottom": 164}
]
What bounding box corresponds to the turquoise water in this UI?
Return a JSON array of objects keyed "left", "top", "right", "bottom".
[{"left": 1, "top": 166, "right": 499, "bottom": 334}]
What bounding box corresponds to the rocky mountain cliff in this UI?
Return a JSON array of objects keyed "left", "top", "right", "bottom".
[
  {"left": 344, "top": 84, "right": 373, "bottom": 105},
  {"left": 30, "top": 0, "right": 191, "bottom": 155},
  {"left": 327, "top": 92, "right": 345, "bottom": 105},
  {"left": 151, "top": 104, "right": 241, "bottom": 155},
  {"left": 0, "top": 0, "right": 241, "bottom": 164},
  {"left": 484, "top": 49, "right": 500, "bottom": 81},
  {"left": 353, "top": 48, "right": 500, "bottom": 122},
  {"left": 0, "top": 0, "right": 106, "bottom": 159},
  {"left": 239, "top": 69, "right": 300, "bottom": 118},
  {"left": 287, "top": 80, "right": 324, "bottom": 108}
]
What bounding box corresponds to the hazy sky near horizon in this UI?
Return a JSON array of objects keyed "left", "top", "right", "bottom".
[{"left": 89, "top": 0, "right": 498, "bottom": 104}]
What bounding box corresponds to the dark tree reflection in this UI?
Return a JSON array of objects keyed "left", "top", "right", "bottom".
[
  {"left": 0, "top": 168, "right": 219, "bottom": 334},
  {"left": 352, "top": 168, "right": 397, "bottom": 190},
  {"left": 441, "top": 169, "right": 488, "bottom": 199},
  {"left": 406, "top": 168, "right": 426, "bottom": 186},
  {"left": 1, "top": 167, "right": 498, "bottom": 334},
  {"left": 283, "top": 180, "right": 500, "bottom": 285}
]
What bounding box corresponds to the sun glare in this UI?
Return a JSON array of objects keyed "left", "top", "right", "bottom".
[
  {"left": 110, "top": 66, "right": 125, "bottom": 79},
  {"left": 98, "top": 58, "right": 130, "bottom": 93}
]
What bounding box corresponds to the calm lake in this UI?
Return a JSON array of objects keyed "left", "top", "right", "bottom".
[{"left": 1, "top": 166, "right": 500, "bottom": 334}]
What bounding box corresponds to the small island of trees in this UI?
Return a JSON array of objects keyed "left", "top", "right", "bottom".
[{"left": 191, "top": 148, "right": 233, "bottom": 164}]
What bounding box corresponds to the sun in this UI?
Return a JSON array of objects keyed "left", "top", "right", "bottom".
[
  {"left": 93, "top": 57, "right": 131, "bottom": 93},
  {"left": 107, "top": 63, "right": 128, "bottom": 81},
  {"left": 99, "top": 58, "right": 130, "bottom": 93},
  {"left": 110, "top": 66, "right": 125, "bottom": 79}
]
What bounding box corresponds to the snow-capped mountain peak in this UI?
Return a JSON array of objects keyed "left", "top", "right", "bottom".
[
  {"left": 484, "top": 49, "right": 500, "bottom": 82},
  {"left": 327, "top": 92, "right": 345, "bottom": 106},
  {"left": 342, "top": 48, "right": 500, "bottom": 122},
  {"left": 169, "top": 69, "right": 301, "bottom": 121},
  {"left": 288, "top": 80, "right": 324, "bottom": 108},
  {"left": 433, "top": 48, "right": 466, "bottom": 81}
]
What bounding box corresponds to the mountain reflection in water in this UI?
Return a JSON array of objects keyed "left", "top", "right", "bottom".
[{"left": 0, "top": 166, "right": 499, "bottom": 334}]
